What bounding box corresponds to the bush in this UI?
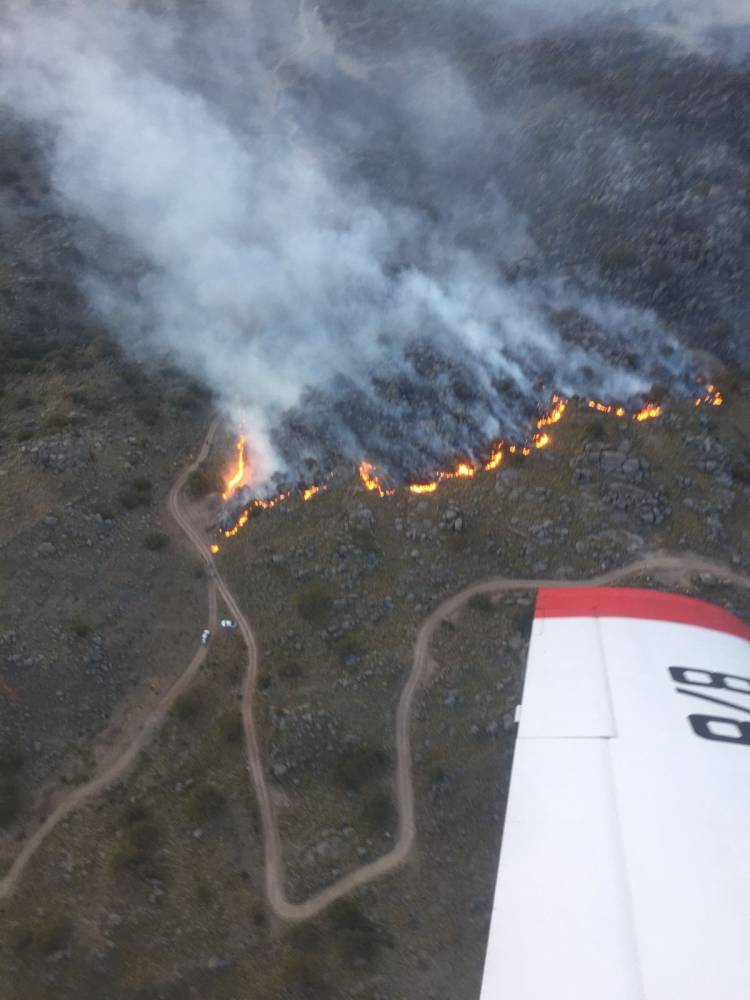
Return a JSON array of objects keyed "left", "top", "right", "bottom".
[
  {"left": 71, "top": 618, "right": 92, "bottom": 638},
  {"left": 0, "top": 781, "right": 20, "bottom": 825},
  {"left": 134, "top": 400, "right": 160, "bottom": 426},
  {"left": 0, "top": 743, "right": 24, "bottom": 777},
  {"left": 731, "top": 463, "right": 750, "bottom": 485},
  {"left": 187, "top": 783, "right": 225, "bottom": 822},
  {"left": 143, "top": 530, "right": 169, "bottom": 551},
  {"left": 467, "top": 593, "right": 493, "bottom": 613},
  {"left": 602, "top": 241, "right": 640, "bottom": 270},
  {"left": 349, "top": 526, "right": 378, "bottom": 554},
  {"left": 218, "top": 712, "right": 242, "bottom": 744},
  {"left": 120, "top": 477, "right": 151, "bottom": 510},
  {"left": 44, "top": 412, "right": 71, "bottom": 432},
  {"left": 186, "top": 465, "right": 223, "bottom": 499},
  {"left": 279, "top": 660, "right": 303, "bottom": 680},
  {"left": 174, "top": 688, "right": 202, "bottom": 723},
  {"left": 335, "top": 636, "right": 363, "bottom": 667},
  {"left": 124, "top": 801, "right": 148, "bottom": 825},
  {"left": 334, "top": 745, "right": 389, "bottom": 791},
  {"left": 16, "top": 426, "right": 34, "bottom": 442},
  {"left": 327, "top": 899, "right": 390, "bottom": 966},
  {"left": 296, "top": 587, "right": 332, "bottom": 624},
  {"left": 33, "top": 915, "right": 70, "bottom": 955},
  {"left": 362, "top": 791, "right": 395, "bottom": 832}
]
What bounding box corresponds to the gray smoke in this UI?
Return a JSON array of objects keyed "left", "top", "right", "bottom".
[{"left": 1, "top": 0, "right": 743, "bottom": 486}]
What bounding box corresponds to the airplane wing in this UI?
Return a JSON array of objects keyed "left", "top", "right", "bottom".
[{"left": 479, "top": 587, "right": 750, "bottom": 1000}]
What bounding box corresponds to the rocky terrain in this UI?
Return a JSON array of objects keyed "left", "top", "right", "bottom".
[{"left": 0, "top": 5, "right": 749, "bottom": 1000}]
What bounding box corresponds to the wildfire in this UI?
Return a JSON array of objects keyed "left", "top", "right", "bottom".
[
  {"left": 210, "top": 543, "right": 220, "bottom": 554},
  {"left": 537, "top": 394, "right": 567, "bottom": 428},
  {"left": 218, "top": 381, "right": 725, "bottom": 542},
  {"left": 695, "top": 383, "right": 724, "bottom": 408},
  {"left": 359, "top": 461, "right": 396, "bottom": 497},
  {"left": 222, "top": 436, "right": 248, "bottom": 501},
  {"left": 633, "top": 403, "right": 662, "bottom": 422},
  {"left": 484, "top": 444, "right": 504, "bottom": 471},
  {"left": 587, "top": 399, "right": 626, "bottom": 417}
]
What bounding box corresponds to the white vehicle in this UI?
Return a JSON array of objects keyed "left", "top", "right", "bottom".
[
  {"left": 480, "top": 586, "right": 750, "bottom": 1000},
  {"left": 220, "top": 619, "right": 237, "bottom": 630},
  {"left": 200, "top": 628, "right": 211, "bottom": 645}
]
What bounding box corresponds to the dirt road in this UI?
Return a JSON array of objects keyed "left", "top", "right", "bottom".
[{"left": 2, "top": 419, "right": 749, "bottom": 922}]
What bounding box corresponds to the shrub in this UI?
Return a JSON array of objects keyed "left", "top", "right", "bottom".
[
  {"left": 296, "top": 587, "right": 332, "bottom": 624},
  {"left": 120, "top": 477, "right": 151, "bottom": 510},
  {"left": 0, "top": 744, "right": 23, "bottom": 777},
  {"left": 349, "top": 526, "right": 378, "bottom": 554},
  {"left": 362, "top": 792, "right": 395, "bottom": 832},
  {"left": 33, "top": 915, "right": 70, "bottom": 955},
  {"left": 279, "top": 660, "right": 303, "bottom": 680},
  {"left": 124, "top": 801, "right": 148, "bottom": 824},
  {"left": 143, "top": 530, "right": 169, "bottom": 551},
  {"left": 602, "top": 241, "right": 639, "bottom": 270},
  {"left": 327, "top": 899, "right": 389, "bottom": 966},
  {"left": 219, "top": 712, "right": 242, "bottom": 744},
  {"left": 335, "top": 636, "right": 363, "bottom": 667},
  {"left": 44, "top": 412, "right": 70, "bottom": 432},
  {"left": 8, "top": 924, "right": 33, "bottom": 953},
  {"left": 334, "top": 745, "right": 389, "bottom": 791},
  {"left": 467, "top": 593, "right": 493, "bottom": 613},
  {"left": 14, "top": 393, "right": 32, "bottom": 410},
  {"left": 134, "top": 400, "right": 160, "bottom": 426},
  {"left": 16, "top": 426, "right": 34, "bottom": 442},
  {"left": 0, "top": 781, "right": 20, "bottom": 825},
  {"left": 132, "top": 475, "right": 152, "bottom": 493},
  {"left": 186, "top": 466, "right": 221, "bottom": 499},
  {"left": 731, "top": 463, "right": 750, "bottom": 485},
  {"left": 174, "top": 688, "right": 202, "bottom": 723},
  {"left": 71, "top": 618, "right": 92, "bottom": 638},
  {"left": 187, "top": 783, "right": 224, "bottom": 822}
]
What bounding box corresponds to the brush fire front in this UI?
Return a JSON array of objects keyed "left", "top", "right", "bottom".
[{"left": 212, "top": 385, "right": 724, "bottom": 546}]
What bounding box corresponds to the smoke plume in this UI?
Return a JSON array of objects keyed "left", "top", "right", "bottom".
[{"left": 1, "top": 0, "right": 746, "bottom": 487}]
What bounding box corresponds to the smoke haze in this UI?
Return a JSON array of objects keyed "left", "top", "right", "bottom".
[{"left": 1, "top": 0, "right": 747, "bottom": 486}]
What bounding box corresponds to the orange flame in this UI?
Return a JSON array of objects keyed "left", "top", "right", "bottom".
[
  {"left": 222, "top": 436, "right": 247, "bottom": 501},
  {"left": 219, "top": 384, "right": 722, "bottom": 542},
  {"left": 210, "top": 544, "right": 220, "bottom": 554},
  {"left": 359, "top": 461, "right": 395, "bottom": 497},
  {"left": 484, "top": 444, "right": 504, "bottom": 471},
  {"left": 537, "top": 394, "right": 567, "bottom": 428},
  {"left": 633, "top": 403, "right": 662, "bottom": 422},
  {"left": 694, "top": 384, "right": 724, "bottom": 408},
  {"left": 587, "top": 399, "right": 626, "bottom": 417}
]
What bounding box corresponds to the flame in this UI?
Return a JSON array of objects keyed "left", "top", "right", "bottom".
[
  {"left": 633, "top": 403, "right": 662, "bottom": 422},
  {"left": 222, "top": 436, "right": 248, "bottom": 501},
  {"left": 219, "top": 383, "right": 723, "bottom": 542},
  {"left": 484, "top": 444, "right": 504, "bottom": 471},
  {"left": 537, "top": 394, "right": 567, "bottom": 428},
  {"left": 587, "top": 399, "right": 626, "bottom": 417},
  {"left": 694, "top": 384, "right": 724, "bottom": 408},
  {"left": 210, "top": 544, "right": 220, "bottom": 554},
  {"left": 359, "top": 461, "right": 395, "bottom": 497}
]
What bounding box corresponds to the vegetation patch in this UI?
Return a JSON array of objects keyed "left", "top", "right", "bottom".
[
  {"left": 334, "top": 745, "right": 389, "bottom": 791},
  {"left": 296, "top": 586, "right": 332, "bottom": 624}
]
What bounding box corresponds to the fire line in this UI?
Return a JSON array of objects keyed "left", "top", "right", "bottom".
[{"left": 217, "top": 385, "right": 723, "bottom": 542}]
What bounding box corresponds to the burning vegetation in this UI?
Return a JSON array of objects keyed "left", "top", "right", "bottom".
[{"left": 213, "top": 385, "right": 724, "bottom": 546}]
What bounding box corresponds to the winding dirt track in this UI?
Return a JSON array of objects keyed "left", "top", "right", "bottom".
[{"left": 2, "top": 420, "right": 749, "bottom": 920}]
